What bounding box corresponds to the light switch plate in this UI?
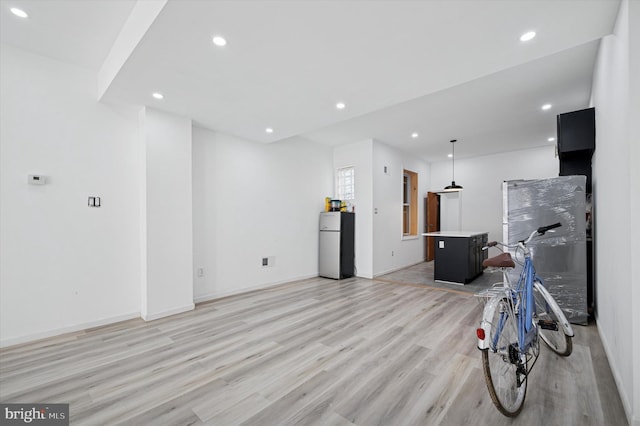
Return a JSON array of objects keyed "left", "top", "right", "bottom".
[{"left": 28, "top": 175, "right": 46, "bottom": 185}]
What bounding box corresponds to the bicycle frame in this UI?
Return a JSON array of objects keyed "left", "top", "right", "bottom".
[
  {"left": 478, "top": 241, "right": 538, "bottom": 354},
  {"left": 518, "top": 256, "right": 537, "bottom": 353}
]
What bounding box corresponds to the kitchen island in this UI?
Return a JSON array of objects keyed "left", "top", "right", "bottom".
[{"left": 422, "top": 231, "right": 489, "bottom": 284}]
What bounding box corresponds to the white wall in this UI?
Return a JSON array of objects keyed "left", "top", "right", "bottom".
[
  {"left": 139, "top": 108, "right": 194, "bottom": 320},
  {"left": 631, "top": 3, "right": 640, "bottom": 422},
  {"left": 0, "top": 44, "right": 140, "bottom": 346},
  {"left": 332, "top": 139, "right": 428, "bottom": 277},
  {"left": 439, "top": 192, "right": 461, "bottom": 232},
  {"left": 429, "top": 145, "right": 558, "bottom": 243},
  {"left": 631, "top": 3, "right": 640, "bottom": 423},
  {"left": 192, "top": 128, "right": 333, "bottom": 301},
  {"left": 591, "top": 0, "right": 639, "bottom": 423},
  {"left": 372, "top": 141, "right": 429, "bottom": 276},
  {"left": 333, "top": 140, "right": 374, "bottom": 278}
]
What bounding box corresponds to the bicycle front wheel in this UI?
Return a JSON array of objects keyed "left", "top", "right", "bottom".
[
  {"left": 482, "top": 297, "right": 527, "bottom": 417},
  {"left": 533, "top": 282, "right": 573, "bottom": 356}
]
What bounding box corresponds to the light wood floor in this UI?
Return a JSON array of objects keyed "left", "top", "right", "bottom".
[{"left": 0, "top": 277, "right": 628, "bottom": 425}]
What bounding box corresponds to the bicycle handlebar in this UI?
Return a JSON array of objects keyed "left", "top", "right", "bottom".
[
  {"left": 482, "top": 241, "right": 498, "bottom": 250},
  {"left": 482, "top": 223, "right": 563, "bottom": 250},
  {"left": 537, "top": 222, "right": 562, "bottom": 235}
]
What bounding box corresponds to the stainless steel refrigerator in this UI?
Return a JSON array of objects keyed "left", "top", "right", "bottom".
[
  {"left": 319, "top": 212, "right": 355, "bottom": 279},
  {"left": 503, "top": 176, "right": 588, "bottom": 324}
]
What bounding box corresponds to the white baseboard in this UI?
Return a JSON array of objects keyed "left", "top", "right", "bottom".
[
  {"left": 142, "top": 303, "right": 195, "bottom": 321},
  {"left": 1, "top": 274, "right": 336, "bottom": 348},
  {"left": 0, "top": 311, "right": 140, "bottom": 348},
  {"left": 373, "top": 260, "right": 425, "bottom": 278},
  {"left": 595, "top": 313, "right": 635, "bottom": 426},
  {"left": 194, "top": 274, "right": 318, "bottom": 304}
]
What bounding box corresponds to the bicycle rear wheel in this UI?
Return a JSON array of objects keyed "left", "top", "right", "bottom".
[
  {"left": 482, "top": 297, "right": 527, "bottom": 417},
  {"left": 533, "top": 282, "right": 572, "bottom": 356}
]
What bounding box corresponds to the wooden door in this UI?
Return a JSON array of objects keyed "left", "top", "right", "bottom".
[{"left": 425, "top": 192, "right": 440, "bottom": 261}]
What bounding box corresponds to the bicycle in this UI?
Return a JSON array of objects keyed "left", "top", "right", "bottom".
[{"left": 475, "top": 222, "right": 574, "bottom": 417}]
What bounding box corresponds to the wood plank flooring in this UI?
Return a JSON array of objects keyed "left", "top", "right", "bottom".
[{"left": 0, "top": 277, "right": 628, "bottom": 425}]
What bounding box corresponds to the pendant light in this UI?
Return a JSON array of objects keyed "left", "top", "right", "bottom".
[{"left": 444, "top": 139, "right": 463, "bottom": 191}]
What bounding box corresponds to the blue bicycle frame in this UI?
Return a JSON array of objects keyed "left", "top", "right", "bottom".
[
  {"left": 517, "top": 257, "right": 536, "bottom": 352},
  {"left": 491, "top": 256, "right": 539, "bottom": 354}
]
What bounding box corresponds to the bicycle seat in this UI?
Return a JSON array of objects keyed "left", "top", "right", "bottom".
[{"left": 483, "top": 252, "right": 515, "bottom": 268}]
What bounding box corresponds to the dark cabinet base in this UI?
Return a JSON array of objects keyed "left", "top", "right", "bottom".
[{"left": 434, "top": 234, "right": 488, "bottom": 284}]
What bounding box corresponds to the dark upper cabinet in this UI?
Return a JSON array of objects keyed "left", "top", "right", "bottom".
[
  {"left": 559, "top": 150, "right": 592, "bottom": 190},
  {"left": 557, "top": 107, "right": 595, "bottom": 157}
]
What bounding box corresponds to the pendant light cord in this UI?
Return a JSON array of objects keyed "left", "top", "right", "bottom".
[
  {"left": 451, "top": 140, "right": 455, "bottom": 182},
  {"left": 444, "top": 139, "right": 463, "bottom": 191}
]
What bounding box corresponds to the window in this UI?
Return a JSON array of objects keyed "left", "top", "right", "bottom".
[
  {"left": 403, "top": 169, "right": 418, "bottom": 236},
  {"left": 336, "top": 166, "right": 355, "bottom": 200}
]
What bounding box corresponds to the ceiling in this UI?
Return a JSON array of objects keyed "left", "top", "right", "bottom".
[{"left": 0, "top": 0, "right": 620, "bottom": 162}]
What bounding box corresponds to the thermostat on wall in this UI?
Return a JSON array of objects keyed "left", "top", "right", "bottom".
[{"left": 28, "top": 175, "right": 46, "bottom": 185}]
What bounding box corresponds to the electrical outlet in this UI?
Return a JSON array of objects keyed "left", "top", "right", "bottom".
[
  {"left": 197, "top": 268, "right": 204, "bottom": 277},
  {"left": 88, "top": 196, "right": 101, "bottom": 207},
  {"left": 262, "top": 256, "right": 276, "bottom": 267}
]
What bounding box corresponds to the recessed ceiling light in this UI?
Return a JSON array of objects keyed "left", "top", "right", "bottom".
[
  {"left": 336, "top": 102, "right": 346, "bottom": 110},
  {"left": 265, "top": 128, "right": 274, "bottom": 133},
  {"left": 448, "top": 153, "right": 453, "bottom": 158},
  {"left": 541, "top": 103, "right": 552, "bottom": 110},
  {"left": 152, "top": 92, "right": 164, "bottom": 100},
  {"left": 411, "top": 133, "right": 419, "bottom": 138},
  {"left": 520, "top": 31, "right": 536, "bottom": 42},
  {"left": 10, "top": 7, "right": 28, "bottom": 18},
  {"left": 548, "top": 137, "right": 556, "bottom": 142},
  {"left": 212, "top": 36, "right": 227, "bottom": 47}
]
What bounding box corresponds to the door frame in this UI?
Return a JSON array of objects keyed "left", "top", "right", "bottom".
[{"left": 425, "top": 192, "right": 440, "bottom": 261}]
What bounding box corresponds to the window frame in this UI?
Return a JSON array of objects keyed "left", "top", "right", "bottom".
[
  {"left": 336, "top": 166, "right": 355, "bottom": 201},
  {"left": 403, "top": 169, "right": 418, "bottom": 237}
]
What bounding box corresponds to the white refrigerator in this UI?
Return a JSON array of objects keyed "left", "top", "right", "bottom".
[{"left": 319, "top": 212, "right": 355, "bottom": 279}]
